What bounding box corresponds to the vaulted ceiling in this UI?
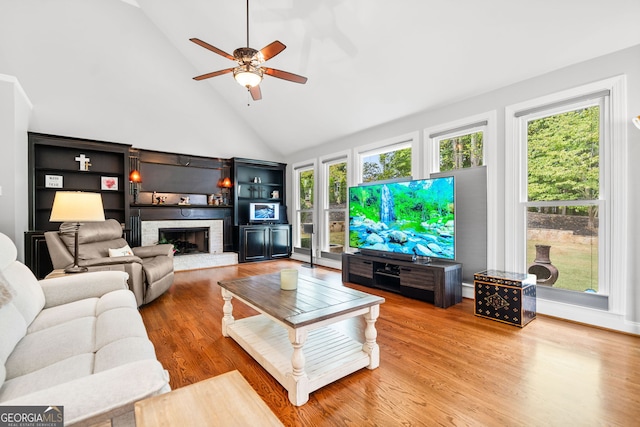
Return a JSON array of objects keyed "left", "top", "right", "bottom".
[{"left": 1, "top": 0, "right": 639, "bottom": 158}]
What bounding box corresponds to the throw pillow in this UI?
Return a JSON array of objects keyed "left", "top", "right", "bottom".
[
  {"left": 0, "top": 270, "right": 16, "bottom": 308},
  {"left": 108, "top": 244, "right": 134, "bottom": 257}
]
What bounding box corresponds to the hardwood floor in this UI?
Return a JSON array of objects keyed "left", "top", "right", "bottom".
[{"left": 140, "top": 260, "right": 640, "bottom": 426}]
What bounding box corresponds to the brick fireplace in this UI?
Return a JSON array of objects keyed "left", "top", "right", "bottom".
[{"left": 141, "top": 220, "right": 237, "bottom": 271}]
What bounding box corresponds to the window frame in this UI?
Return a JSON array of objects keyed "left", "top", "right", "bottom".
[
  {"left": 505, "top": 76, "right": 627, "bottom": 313},
  {"left": 424, "top": 112, "right": 498, "bottom": 268},
  {"left": 354, "top": 132, "right": 419, "bottom": 184},
  {"left": 291, "top": 160, "right": 317, "bottom": 255},
  {"left": 428, "top": 123, "right": 487, "bottom": 173},
  {"left": 319, "top": 151, "right": 351, "bottom": 260}
]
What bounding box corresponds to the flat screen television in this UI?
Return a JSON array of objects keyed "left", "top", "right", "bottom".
[
  {"left": 249, "top": 202, "right": 280, "bottom": 222},
  {"left": 348, "top": 177, "right": 455, "bottom": 260}
]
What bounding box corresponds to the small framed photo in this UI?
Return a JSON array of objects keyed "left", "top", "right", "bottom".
[
  {"left": 45, "top": 175, "right": 63, "bottom": 188},
  {"left": 101, "top": 176, "right": 118, "bottom": 191}
]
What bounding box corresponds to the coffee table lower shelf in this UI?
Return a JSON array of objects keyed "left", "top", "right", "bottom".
[{"left": 227, "top": 314, "right": 372, "bottom": 405}]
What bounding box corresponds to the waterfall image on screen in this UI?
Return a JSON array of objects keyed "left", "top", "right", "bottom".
[{"left": 348, "top": 177, "right": 455, "bottom": 260}]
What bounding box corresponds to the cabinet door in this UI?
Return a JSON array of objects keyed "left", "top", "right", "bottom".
[
  {"left": 24, "top": 232, "right": 53, "bottom": 279},
  {"left": 399, "top": 267, "right": 437, "bottom": 291},
  {"left": 242, "top": 227, "right": 269, "bottom": 262},
  {"left": 349, "top": 257, "right": 374, "bottom": 279},
  {"left": 270, "top": 226, "right": 291, "bottom": 259}
]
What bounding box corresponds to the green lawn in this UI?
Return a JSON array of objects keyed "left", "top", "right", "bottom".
[{"left": 527, "top": 239, "right": 598, "bottom": 292}]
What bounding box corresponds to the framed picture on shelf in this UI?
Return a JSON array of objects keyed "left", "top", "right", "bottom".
[
  {"left": 45, "top": 175, "right": 63, "bottom": 188},
  {"left": 101, "top": 176, "right": 118, "bottom": 191}
]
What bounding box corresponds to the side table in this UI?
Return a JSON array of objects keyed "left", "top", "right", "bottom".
[
  {"left": 134, "top": 370, "right": 283, "bottom": 427},
  {"left": 44, "top": 269, "right": 72, "bottom": 279},
  {"left": 474, "top": 269, "right": 537, "bottom": 327}
]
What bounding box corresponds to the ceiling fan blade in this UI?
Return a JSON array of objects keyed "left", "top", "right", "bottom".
[
  {"left": 189, "top": 38, "right": 235, "bottom": 61},
  {"left": 249, "top": 85, "right": 262, "bottom": 101},
  {"left": 263, "top": 67, "right": 308, "bottom": 84},
  {"left": 193, "top": 68, "right": 234, "bottom": 81},
  {"left": 259, "top": 41, "right": 286, "bottom": 61}
]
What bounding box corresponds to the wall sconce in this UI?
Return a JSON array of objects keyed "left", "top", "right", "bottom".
[
  {"left": 129, "top": 169, "right": 142, "bottom": 204},
  {"left": 633, "top": 115, "right": 640, "bottom": 130},
  {"left": 219, "top": 177, "right": 232, "bottom": 205}
]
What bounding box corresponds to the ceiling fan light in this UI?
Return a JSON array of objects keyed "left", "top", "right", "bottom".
[{"left": 234, "top": 65, "right": 262, "bottom": 88}]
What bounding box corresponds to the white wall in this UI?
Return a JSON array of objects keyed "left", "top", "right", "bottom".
[
  {"left": 0, "top": 0, "right": 276, "bottom": 162},
  {"left": 285, "top": 45, "right": 640, "bottom": 333},
  {"left": 0, "top": 75, "right": 32, "bottom": 261}
]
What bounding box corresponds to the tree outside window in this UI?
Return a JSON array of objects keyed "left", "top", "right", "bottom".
[
  {"left": 325, "top": 161, "right": 347, "bottom": 253},
  {"left": 438, "top": 131, "right": 483, "bottom": 171},
  {"left": 526, "top": 105, "right": 600, "bottom": 292},
  {"left": 362, "top": 147, "right": 411, "bottom": 182},
  {"left": 298, "top": 169, "right": 314, "bottom": 249}
]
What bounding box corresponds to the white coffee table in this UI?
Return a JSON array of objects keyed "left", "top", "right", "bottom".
[{"left": 218, "top": 273, "right": 385, "bottom": 406}]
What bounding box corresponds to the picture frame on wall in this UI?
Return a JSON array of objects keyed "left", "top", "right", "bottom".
[{"left": 101, "top": 176, "right": 118, "bottom": 191}]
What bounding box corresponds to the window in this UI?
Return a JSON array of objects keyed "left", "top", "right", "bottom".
[
  {"left": 428, "top": 121, "right": 486, "bottom": 173},
  {"left": 321, "top": 157, "right": 348, "bottom": 257},
  {"left": 524, "top": 103, "right": 601, "bottom": 293},
  {"left": 359, "top": 141, "right": 413, "bottom": 183},
  {"left": 506, "top": 77, "right": 627, "bottom": 311},
  {"left": 438, "top": 131, "right": 483, "bottom": 171},
  {"left": 294, "top": 164, "right": 315, "bottom": 250}
]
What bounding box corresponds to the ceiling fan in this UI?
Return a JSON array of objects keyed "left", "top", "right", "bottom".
[{"left": 190, "top": 0, "right": 308, "bottom": 101}]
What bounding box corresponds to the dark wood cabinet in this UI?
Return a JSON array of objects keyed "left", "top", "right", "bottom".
[
  {"left": 232, "top": 158, "right": 287, "bottom": 226},
  {"left": 27, "top": 133, "right": 131, "bottom": 277},
  {"left": 24, "top": 231, "right": 53, "bottom": 279},
  {"left": 342, "top": 252, "right": 462, "bottom": 308},
  {"left": 232, "top": 158, "right": 290, "bottom": 262},
  {"left": 28, "top": 133, "right": 131, "bottom": 231},
  {"left": 238, "top": 224, "right": 292, "bottom": 263},
  {"left": 129, "top": 149, "right": 233, "bottom": 250}
]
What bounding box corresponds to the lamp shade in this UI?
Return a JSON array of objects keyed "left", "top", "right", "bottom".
[
  {"left": 129, "top": 169, "right": 142, "bottom": 183},
  {"left": 221, "top": 177, "right": 232, "bottom": 188},
  {"left": 50, "top": 191, "right": 106, "bottom": 222}
]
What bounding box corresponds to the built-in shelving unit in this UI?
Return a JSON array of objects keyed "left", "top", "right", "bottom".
[
  {"left": 232, "top": 157, "right": 286, "bottom": 226},
  {"left": 128, "top": 149, "right": 234, "bottom": 250},
  {"left": 27, "top": 132, "right": 131, "bottom": 278},
  {"left": 232, "top": 157, "right": 290, "bottom": 262}
]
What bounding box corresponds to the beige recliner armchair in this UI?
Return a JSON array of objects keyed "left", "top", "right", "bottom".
[{"left": 44, "top": 219, "right": 174, "bottom": 306}]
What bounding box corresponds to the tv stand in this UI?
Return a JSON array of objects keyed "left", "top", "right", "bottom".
[{"left": 342, "top": 253, "right": 462, "bottom": 308}]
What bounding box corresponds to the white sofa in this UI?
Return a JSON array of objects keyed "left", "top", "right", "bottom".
[{"left": 0, "top": 232, "right": 170, "bottom": 426}]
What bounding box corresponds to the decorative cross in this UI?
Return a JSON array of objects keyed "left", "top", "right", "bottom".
[{"left": 75, "top": 154, "right": 91, "bottom": 171}]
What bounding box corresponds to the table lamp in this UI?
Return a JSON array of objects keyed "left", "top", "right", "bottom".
[{"left": 49, "top": 191, "right": 105, "bottom": 273}]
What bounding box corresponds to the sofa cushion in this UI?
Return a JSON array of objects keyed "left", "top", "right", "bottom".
[
  {"left": 0, "top": 354, "right": 94, "bottom": 402},
  {"left": 94, "top": 337, "right": 157, "bottom": 373},
  {"left": 60, "top": 219, "right": 123, "bottom": 246},
  {"left": 2, "top": 262, "right": 45, "bottom": 331},
  {"left": 95, "top": 307, "right": 149, "bottom": 349},
  {"left": 0, "top": 271, "right": 16, "bottom": 308},
  {"left": 5, "top": 317, "right": 95, "bottom": 380},
  {"left": 0, "top": 304, "right": 27, "bottom": 384},
  {"left": 59, "top": 220, "right": 128, "bottom": 260},
  {"left": 28, "top": 298, "right": 98, "bottom": 334},
  {"left": 78, "top": 238, "right": 130, "bottom": 260},
  {"left": 142, "top": 256, "right": 174, "bottom": 284},
  {"left": 96, "top": 289, "right": 137, "bottom": 314}
]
